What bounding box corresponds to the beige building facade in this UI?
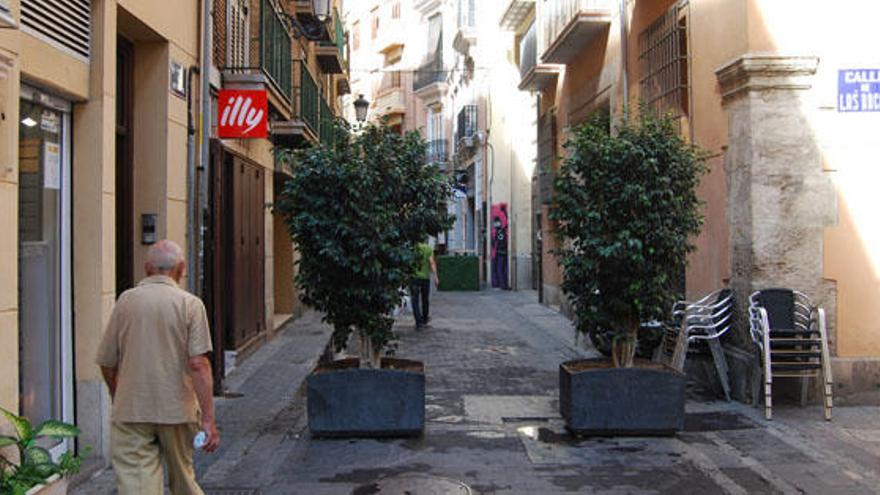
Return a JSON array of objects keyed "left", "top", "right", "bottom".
[
  {"left": 0, "top": 0, "right": 348, "bottom": 471},
  {"left": 527, "top": 0, "right": 880, "bottom": 398}
]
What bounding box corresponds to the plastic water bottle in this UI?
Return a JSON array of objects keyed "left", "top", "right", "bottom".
[{"left": 193, "top": 431, "right": 207, "bottom": 450}]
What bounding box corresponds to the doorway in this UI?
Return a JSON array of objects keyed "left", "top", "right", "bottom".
[
  {"left": 17, "top": 86, "right": 74, "bottom": 457},
  {"left": 206, "top": 142, "right": 266, "bottom": 390},
  {"left": 116, "top": 37, "right": 134, "bottom": 295}
]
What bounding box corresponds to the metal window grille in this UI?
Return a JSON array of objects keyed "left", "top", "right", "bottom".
[
  {"left": 371, "top": 8, "right": 379, "bottom": 39},
  {"left": 21, "top": 0, "right": 91, "bottom": 61},
  {"left": 638, "top": 2, "right": 690, "bottom": 120},
  {"left": 260, "top": 0, "right": 292, "bottom": 100},
  {"left": 298, "top": 62, "right": 319, "bottom": 133},
  {"left": 228, "top": 0, "right": 249, "bottom": 67},
  {"left": 519, "top": 20, "right": 537, "bottom": 80},
  {"left": 537, "top": 109, "right": 556, "bottom": 205},
  {"left": 392, "top": 2, "right": 401, "bottom": 19}
]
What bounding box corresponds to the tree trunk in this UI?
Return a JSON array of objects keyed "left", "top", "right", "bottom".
[
  {"left": 611, "top": 320, "right": 638, "bottom": 368},
  {"left": 358, "top": 331, "right": 381, "bottom": 369}
]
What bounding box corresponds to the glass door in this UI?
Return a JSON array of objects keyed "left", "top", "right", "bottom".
[{"left": 18, "top": 86, "right": 73, "bottom": 457}]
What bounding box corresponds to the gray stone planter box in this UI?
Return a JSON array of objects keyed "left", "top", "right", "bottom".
[
  {"left": 307, "top": 357, "right": 425, "bottom": 437},
  {"left": 559, "top": 358, "right": 685, "bottom": 436}
]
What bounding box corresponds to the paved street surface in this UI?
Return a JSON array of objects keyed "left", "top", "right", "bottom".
[{"left": 74, "top": 290, "right": 880, "bottom": 494}]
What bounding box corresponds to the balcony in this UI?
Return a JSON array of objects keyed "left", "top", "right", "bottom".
[
  {"left": 319, "top": 97, "right": 334, "bottom": 145},
  {"left": 259, "top": 0, "right": 293, "bottom": 105},
  {"left": 271, "top": 61, "right": 319, "bottom": 147},
  {"left": 374, "top": 74, "right": 406, "bottom": 118},
  {"left": 499, "top": 0, "right": 534, "bottom": 31},
  {"left": 541, "top": 0, "right": 612, "bottom": 65},
  {"left": 518, "top": 21, "right": 561, "bottom": 91},
  {"left": 413, "top": 58, "right": 448, "bottom": 103},
  {"left": 453, "top": 0, "right": 477, "bottom": 55},
  {"left": 316, "top": 8, "right": 346, "bottom": 74},
  {"left": 375, "top": 17, "right": 405, "bottom": 54},
  {"left": 427, "top": 139, "right": 449, "bottom": 165},
  {"left": 455, "top": 105, "right": 477, "bottom": 146}
]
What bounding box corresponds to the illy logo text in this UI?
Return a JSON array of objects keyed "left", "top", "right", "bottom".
[{"left": 218, "top": 90, "right": 268, "bottom": 138}]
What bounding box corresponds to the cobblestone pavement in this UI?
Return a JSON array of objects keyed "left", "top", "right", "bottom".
[{"left": 73, "top": 290, "right": 880, "bottom": 494}]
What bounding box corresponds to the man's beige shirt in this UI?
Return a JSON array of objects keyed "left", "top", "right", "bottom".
[{"left": 96, "top": 275, "right": 212, "bottom": 424}]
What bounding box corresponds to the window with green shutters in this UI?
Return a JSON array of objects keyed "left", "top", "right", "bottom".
[
  {"left": 260, "top": 0, "right": 292, "bottom": 101},
  {"left": 299, "top": 64, "right": 319, "bottom": 134}
]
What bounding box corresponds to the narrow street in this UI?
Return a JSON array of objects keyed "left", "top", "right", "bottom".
[{"left": 72, "top": 290, "right": 880, "bottom": 494}]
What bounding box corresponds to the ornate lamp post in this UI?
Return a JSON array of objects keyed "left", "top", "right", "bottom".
[{"left": 354, "top": 94, "right": 369, "bottom": 123}]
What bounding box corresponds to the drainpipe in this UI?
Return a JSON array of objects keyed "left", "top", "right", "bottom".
[
  {"left": 186, "top": 66, "right": 200, "bottom": 294},
  {"left": 620, "top": 0, "right": 629, "bottom": 121},
  {"left": 197, "top": 0, "right": 213, "bottom": 298}
]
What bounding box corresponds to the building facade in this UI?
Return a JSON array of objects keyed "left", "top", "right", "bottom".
[
  {"left": 343, "top": 0, "right": 536, "bottom": 290},
  {"left": 0, "top": 0, "right": 347, "bottom": 471},
  {"left": 527, "top": 0, "right": 880, "bottom": 399}
]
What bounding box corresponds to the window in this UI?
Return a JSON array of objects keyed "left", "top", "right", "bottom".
[
  {"left": 352, "top": 20, "right": 360, "bottom": 51},
  {"left": 371, "top": 7, "right": 379, "bottom": 39},
  {"left": 228, "top": 0, "right": 249, "bottom": 67},
  {"left": 638, "top": 1, "right": 690, "bottom": 123},
  {"left": 392, "top": 2, "right": 401, "bottom": 19}
]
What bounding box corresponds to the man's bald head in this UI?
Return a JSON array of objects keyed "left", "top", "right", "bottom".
[{"left": 145, "top": 240, "right": 186, "bottom": 282}]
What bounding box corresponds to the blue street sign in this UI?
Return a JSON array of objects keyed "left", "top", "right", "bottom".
[{"left": 838, "top": 69, "right": 880, "bottom": 112}]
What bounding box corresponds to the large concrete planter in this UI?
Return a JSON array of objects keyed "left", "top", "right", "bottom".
[
  {"left": 307, "top": 357, "right": 425, "bottom": 437},
  {"left": 25, "top": 474, "right": 68, "bottom": 495},
  {"left": 559, "top": 358, "right": 685, "bottom": 436}
]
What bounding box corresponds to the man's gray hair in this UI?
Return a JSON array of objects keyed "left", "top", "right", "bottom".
[{"left": 146, "top": 240, "right": 184, "bottom": 273}]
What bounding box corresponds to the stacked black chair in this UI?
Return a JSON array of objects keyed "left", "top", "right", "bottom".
[{"left": 749, "top": 289, "right": 833, "bottom": 420}]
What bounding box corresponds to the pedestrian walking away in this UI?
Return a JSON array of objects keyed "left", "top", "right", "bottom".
[
  {"left": 96, "top": 239, "right": 219, "bottom": 495},
  {"left": 410, "top": 240, "right": 439, "bottom": 329}
]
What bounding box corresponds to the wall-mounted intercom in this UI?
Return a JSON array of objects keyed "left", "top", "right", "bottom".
[{"left": 142, "top": 214, "right": 157, "bottom": 245}]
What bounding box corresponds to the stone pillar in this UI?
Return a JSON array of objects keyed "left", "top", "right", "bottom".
[
  {"left": 73, "top": 0, "right": 116, "bottom": 464},
  {"left": 715, "top": 55, "right": 837, "bottom": 399}
]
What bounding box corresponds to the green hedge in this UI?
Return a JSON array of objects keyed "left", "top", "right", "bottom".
[{"left": 437, "top": 255, "right": 480, "bottom": 291}]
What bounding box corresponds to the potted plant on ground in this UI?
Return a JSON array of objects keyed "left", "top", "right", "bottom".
[
  {"left": 551, "top": 110, "right": 706, "bottom": 435},
  {"left": 274, "top": 123, "right": 453, "bottom": 437},
  {"left": 1, "top": 408, "right": 87, "bottom": 495}
]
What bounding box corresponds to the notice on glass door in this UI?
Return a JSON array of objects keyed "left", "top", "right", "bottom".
[{"left": 43, "top": 142, "right": 61, "bottom": 190}]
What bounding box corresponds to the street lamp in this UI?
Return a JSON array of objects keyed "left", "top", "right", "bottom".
[
  {"left": 312, "top": 0, "right": 330, "bottom": 22},
  {"left": 354, "top": 94, "right": 369, "bottom": 123}
]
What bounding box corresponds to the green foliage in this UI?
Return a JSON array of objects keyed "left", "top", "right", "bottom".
[
  {"left": 550, "top": 110, "right": 706, "bottom": 365},
  {"left": 0, "top": 408, "right": 88, "bottom": 494},
  {"left": 274, "top": 123, "right": 454, "bottom": 358}
]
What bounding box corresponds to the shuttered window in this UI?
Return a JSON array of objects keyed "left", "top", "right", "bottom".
[
  {"left": 21, "top": 0, "right": 91, "bottom": 61},
  {"left": 0, "top": 0, "right": 11, "bottom": 16},
  {"left": 227, "top": 0, "right": 249, "bottom": 67}
]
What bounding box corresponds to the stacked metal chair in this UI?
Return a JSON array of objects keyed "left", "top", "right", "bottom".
[
  {"left": 657, "top": 288, "right": 735, "bottom": 401},
  {"left": 749, "top": 289, "right": 833, "bottom": 420}
]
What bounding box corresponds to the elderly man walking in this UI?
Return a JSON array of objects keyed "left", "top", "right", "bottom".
[{"left": 97, "top": 240, "right": 219, "bottom": 494}]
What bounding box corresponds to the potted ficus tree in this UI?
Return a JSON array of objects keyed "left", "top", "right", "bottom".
[
  {"left": 274, "top": 123, "right": 453, "bottom": 437},
  {"left": 551, "top": 110, "right": 706, "bottom": 435},
  {"left": 1, "top": 408, "right": 87, "bottom": 495}
]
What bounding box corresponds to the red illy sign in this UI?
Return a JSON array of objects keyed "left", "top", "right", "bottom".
[{"left": 218, "top": 89, "right": 268, "bottom": 138}]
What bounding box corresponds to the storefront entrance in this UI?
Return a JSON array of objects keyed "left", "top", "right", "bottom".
[{"left": 17, "top": 86, "right": 73, "bottom": 456}]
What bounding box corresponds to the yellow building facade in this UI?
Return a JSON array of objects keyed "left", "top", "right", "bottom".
[
  {"left": 0, "top": 0, "right": 348, "bottom": 472},
  {"left": 527, "top": 0, "right": 880, "bottom": 399}
]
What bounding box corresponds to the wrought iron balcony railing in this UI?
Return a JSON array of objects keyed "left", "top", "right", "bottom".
[
  {"left": 413, "top": 57, "right": 447, "bottom": 93},
  {"left": 260, "top": 0, "right": 292, "bottom": 99},
  {"left": 456, "top": 105, "right": 477, "bottom": 145},
  {"left": 427, "top": 139, "right": 449, "bottom": 164}
]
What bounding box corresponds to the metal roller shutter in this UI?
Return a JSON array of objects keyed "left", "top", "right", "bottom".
[{"left": 21, "top": 0, "right": 90, "bottom": 61}]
